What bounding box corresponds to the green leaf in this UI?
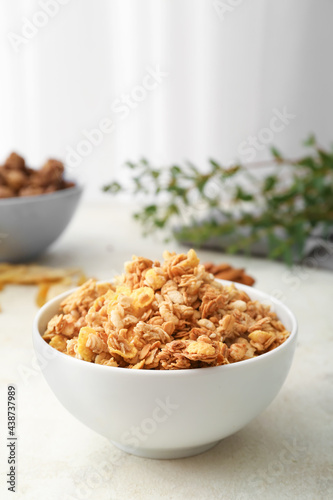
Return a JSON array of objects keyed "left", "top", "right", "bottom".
[
  {"left": 263, "top": 175, "right": 278, "bottom": 192},
  {"left": 166, "top": 185, "right": 187, "bottom": 197},
  {"left": 209, "top": 159, "right": 221, "bottom": 172},
  {"left": 196, "top": 175, "right": 210, "bottom": 193},
  {"left": 270, "top": 146, "right": 283, "bottom": 161},
  {"left": 283, "top": 245, "right": 293, "bottom": 266},
  {"left": 171, "top": 165, "right": 182, "bottom": 176},
  {"left": 167, "top": 204, "right": 180, "bottom": 216},
  {"left": 289, "top": 222, "right": 307, "bottom": 259},
  {"left": 303, "top": 134, "right": 316, "bottom": 147},
  {"left": 144, "top": 205, "right": 157, "bottom": 215},
  {"left": 103, "top": 182, "right": 122, "bottom": 193},
  {"left": 267, "top": 232, "right": 283, "bottom": 258},
  {"left": 297, "top": 156, "right": 318, "bottom": 170},
  {"left": 318, "top": 150, "right": 333, "bottom": 170},
  {"left": 222, "top": 165, "right": 241, "bottom": 178},
  {"left": 235, "top": 186, "right": 254, "bottom": 201},
  {"left": 155, "top": 218, "right": 167, "bottom": 228}
]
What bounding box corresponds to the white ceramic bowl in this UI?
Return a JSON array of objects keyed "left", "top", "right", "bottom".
[
  {"left": 0, "top": 185, "right": 82, "bottom": 262},
  {"left": 33, "top": 280, "right": 297, "bottom": 459}
]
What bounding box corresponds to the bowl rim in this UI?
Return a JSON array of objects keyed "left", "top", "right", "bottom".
[
  {"left": 33, "top": 279, "right": 298, "bottom": 376},
  {"left": 0, "top": 183, "right": 83, "bottom": 206}
]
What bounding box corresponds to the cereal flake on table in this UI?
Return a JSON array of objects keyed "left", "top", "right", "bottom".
[{"left": 43, "top": 250, "right": 290, "bottom": 369}]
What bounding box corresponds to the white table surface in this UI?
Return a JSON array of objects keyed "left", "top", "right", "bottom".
[{"left": 0, "top": 200, "right": 332, "bottom": 500}]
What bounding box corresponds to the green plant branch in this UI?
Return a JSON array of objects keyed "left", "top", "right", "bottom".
[{"left": 103, "top": 135, "right": 333, "bottom": 265}]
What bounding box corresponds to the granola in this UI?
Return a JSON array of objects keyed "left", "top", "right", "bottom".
[
  {"left": 0, "top": 152, "right": 75, "bottom": 198},
  {"left": 43, "top": 250, "right": 290, "bottom": 369}
]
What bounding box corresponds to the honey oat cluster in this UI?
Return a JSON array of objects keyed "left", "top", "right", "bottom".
[
  {"left": 0, "top": 152, "right": 74, "bottom": 198},
  {"left": 43, "top": 250, "right": 290, "bottom": 369}
]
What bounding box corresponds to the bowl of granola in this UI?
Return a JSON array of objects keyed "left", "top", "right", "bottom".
[
  {"left": 0, "top": 153, "right": 82, "bottom": 262},
  {"left": 33, "top": 250, "right": 297, "bottom": 459}
]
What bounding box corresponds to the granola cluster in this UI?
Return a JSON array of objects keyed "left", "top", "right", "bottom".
[
  {"left": 0, "top": 152, "right": 74, "bottom": 198},
  {"left": 43, "top": 250, "right": 290, "bottom": 370}
]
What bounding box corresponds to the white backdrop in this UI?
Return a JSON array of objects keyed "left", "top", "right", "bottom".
[{"left": 0, "top": 0, "right": 332, "bottom": 199}]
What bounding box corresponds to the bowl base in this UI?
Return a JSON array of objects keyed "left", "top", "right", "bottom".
[{"left": 110, "top": 440, "right": 220, "bottom": 460}]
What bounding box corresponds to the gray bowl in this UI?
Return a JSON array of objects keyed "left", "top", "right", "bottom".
[{"left": 0, "top": 185, "right": 83, "bottom": 262}]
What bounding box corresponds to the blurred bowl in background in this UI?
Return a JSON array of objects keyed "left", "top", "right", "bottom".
[{"left": 0, "top": 185, "right": 83, "bottom": 262}]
